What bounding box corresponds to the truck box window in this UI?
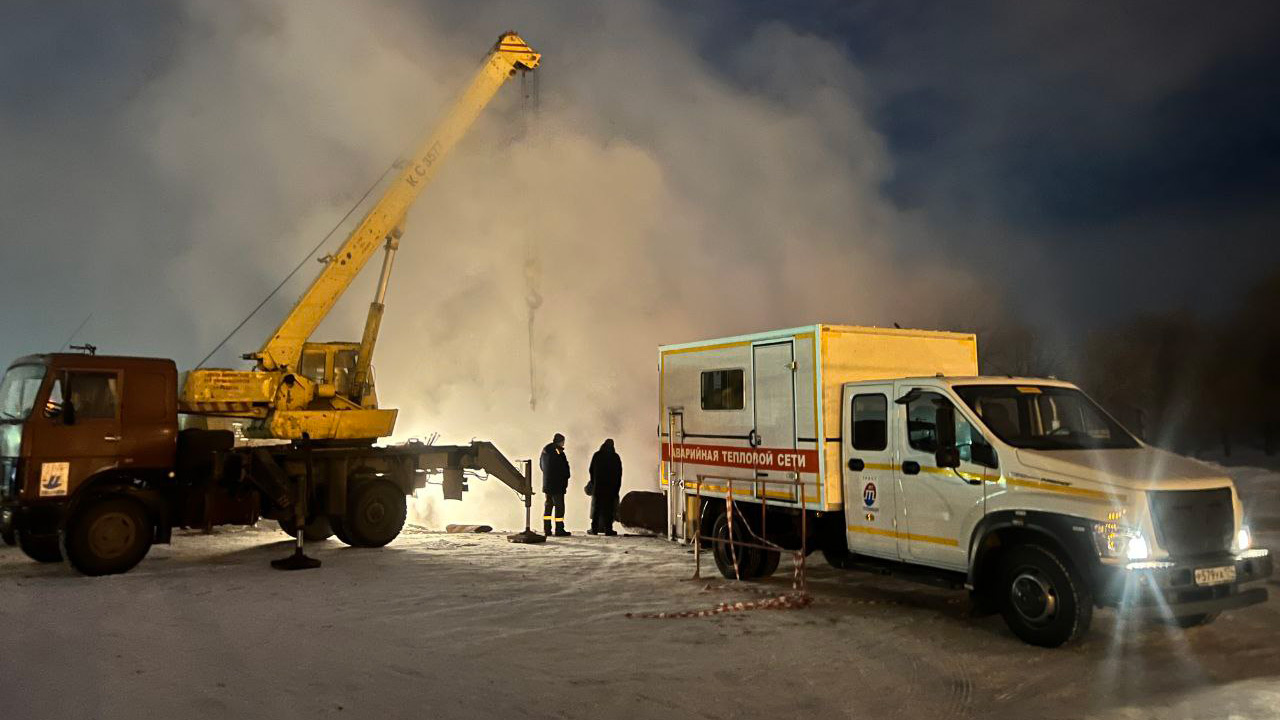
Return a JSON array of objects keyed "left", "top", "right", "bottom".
[
  {"left": 67, "top": 372, "right": 118, "bottom": 419},
  {"left": 701, "top": 369, "right": 744, "bottom": 411},
  {"left": 851, "top": 394, "right": 887, "bottom": 450}
]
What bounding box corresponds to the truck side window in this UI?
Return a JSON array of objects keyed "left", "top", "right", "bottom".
[
  {"left": 66, "top": 372, "right": 118, "bottom": 419},
  {"left": 907, "top": 391, "right": 994, "bottom": 465},
  {"left": 850, "top": 394, "right": 887, "bottom": 450},
  {"left": 906, "top": 392, "right": 942, "bottom": 453},
  {"left": 700, "top": 369, "right": 744, "bottom": 411},
  {"left": 43, "top": 378, "right": 64, "bottom": 418}
]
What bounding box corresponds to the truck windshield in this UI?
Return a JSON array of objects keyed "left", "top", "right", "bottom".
[
  {"left": 0, "top": 364, "right": 48, "bottom": 421},
  {"left": 953, "top": 384, "right": 1139, "bottom": 451}
]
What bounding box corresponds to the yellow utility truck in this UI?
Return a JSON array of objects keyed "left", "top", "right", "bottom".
[{"left": 660, "top": 324, "right": 1271, "bottom": 646}]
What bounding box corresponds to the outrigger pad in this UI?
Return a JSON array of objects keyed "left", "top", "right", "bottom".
[
  {"left": 271, "top": 549, "right": 322, "bottom": 571},
  {"left": 506, "top": 530, "right": 547, "bottom": 544}
]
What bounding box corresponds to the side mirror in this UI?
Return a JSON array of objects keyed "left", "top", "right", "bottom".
[
  {"left": 971, "top": 443, "right": 999, "bottom": 469},
  {"left": 934, "top": 401, "right": 960, "bottom": 469},
  {"left": 62, "top": 399, "right": 77, "bottom": 426}
]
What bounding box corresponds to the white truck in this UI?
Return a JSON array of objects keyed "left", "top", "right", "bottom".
[{"left": 658, "top": 324, "right": 1272, "bottom": 646}]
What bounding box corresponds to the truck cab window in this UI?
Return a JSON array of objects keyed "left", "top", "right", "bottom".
[
  {"left": 301, "top": 351, "right": 327, "bottom": 386},
  {"left": 44, "top": 378, "right": 64, "bottom": 418},
  {"left": 906, "top": 391, "right": 991, "bottom": 463},
  {"left": 850, "top": 394, "right": 887, "bottom": 450},
  {"left": 67, "top": 372, "right": 118, "bottom": 419},
  {"left": 700, "top": 369, "right": 744, "bottom": 411}
]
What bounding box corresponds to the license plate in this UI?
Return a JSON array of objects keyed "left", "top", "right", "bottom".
[{"left": 1194, "top": 565, "right": 1236, "bottom": 586}]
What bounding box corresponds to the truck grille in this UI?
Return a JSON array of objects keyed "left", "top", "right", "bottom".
[{"left": 1149, "top": 488, "right": 1233, "bottom": 558}]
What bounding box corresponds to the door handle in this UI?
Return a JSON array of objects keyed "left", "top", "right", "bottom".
[
  {"left": 902, "top": 461, "right": 920, "bottom": 475},
  {"left": 104, "top": 435, "right": 122, "bottom": 442},
  {"left": 748, "top": 429, "right": 761, "bottom": 447},
  {"left": 960, "top": 475, "right": 983, "bottom": 486},
  {"left": 847, "top": 458, "right": 865, "bottom": 472}
]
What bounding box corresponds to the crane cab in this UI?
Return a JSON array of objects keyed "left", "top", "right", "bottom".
[{"left": 298, "top": 341, "right": 378, "bottom": 407}]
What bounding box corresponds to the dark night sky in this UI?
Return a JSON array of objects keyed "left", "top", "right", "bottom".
[{"left": 1, "top": 1, "right": 1278, "bottom": 361}]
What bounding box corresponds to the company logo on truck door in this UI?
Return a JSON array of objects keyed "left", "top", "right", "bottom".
[
  {"left": 39, "top": 462, "right": 69, "bottom": 497},
  {"left": 863, "top": 482, "right": 877, "bottom": 507},
  {"left": 661, "top": 442, "right": 819, "bottom": 473}
]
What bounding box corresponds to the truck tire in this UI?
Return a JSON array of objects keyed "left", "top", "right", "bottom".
[
  {"left": 756, "top": 549, "right": 781, "bottom": 578},
  {"left": 278, "top": 515, "right": 334, "bottom": 542},
  {"left": 997, "top": 543, "right": 1092, "bottom": 647},
  {"left": 62, "top": 496, "right": 152, "bottom": 576},
  {"left": 17, "top": 531, "right": 62, "bottom": 563},
  {"left": 1172, "top": 612, "right": 1219, "bottom": 628},
  {"left": 711, "top": 510, "right": 763, "bottom": 580},
  {"left": 329, "top": 515, "right": 355, "bottom": 546},
  {"left": 822, "top": 544, "right": 857, "bottom": 570},
  {"left": 344, "top": 480, "right": 407, "bottom": 548}
]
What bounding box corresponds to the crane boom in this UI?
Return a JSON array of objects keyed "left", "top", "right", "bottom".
[
  {"left": 180, "top": 32, "right": 539, "bottom": 441},
  {"left": 257, "top": 32, "right": 540, "bottom": 372}
]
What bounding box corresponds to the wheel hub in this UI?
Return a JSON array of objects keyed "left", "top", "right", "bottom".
[
  {"left": 1010, "top": 570, "right": 1058, "bottom": 625},
  {"left": 364, "top": 501, "right": 386, "bottom": 525},
  {"left": 88, "top": 511, "right": 137, "bottom": 560}
]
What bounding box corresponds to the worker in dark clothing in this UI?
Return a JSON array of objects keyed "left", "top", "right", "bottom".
[
  {"left": 587, "top": 439, "right": 623, "bottom": 536},
  {"left": 540, "top": 432, "right": 571, "bottom": 536}
]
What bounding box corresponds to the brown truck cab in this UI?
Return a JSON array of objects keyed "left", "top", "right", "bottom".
[{"left": 0, "top": 353, "right": 184, "bottom": 572}]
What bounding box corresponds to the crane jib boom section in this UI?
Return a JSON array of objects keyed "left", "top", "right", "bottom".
[{"left": 255, "top": 33, "right": 540, "bottom": 373}]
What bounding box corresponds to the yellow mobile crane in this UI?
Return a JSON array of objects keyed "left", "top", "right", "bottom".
[
  {"left": 181, "top": 32, "right": 540, "bottom": 441},
  {"left": 0, "top": 33, "right": 545, "bottom": 576}
]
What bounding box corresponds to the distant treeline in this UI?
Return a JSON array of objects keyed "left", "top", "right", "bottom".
[{"left": 978, "top": 268, "right": 1279, "bottom": 458}]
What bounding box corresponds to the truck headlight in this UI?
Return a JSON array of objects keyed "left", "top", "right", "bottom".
[
  {"left": 1237, "top": 525, "right": 1253, "bottom": 552},
  {"left": 1093, "top": 522, "right": 1149, "bottom": 561}
]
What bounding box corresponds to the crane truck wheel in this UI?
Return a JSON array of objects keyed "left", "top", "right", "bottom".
[
  {"left": 329, "top": 515, "right": 355, "bottom": 546},
  {"left": 278, "top": 515, "right": 335, "bottom": 542},
  {"left": 997, "top": 543, "right": 1092, "bottom": 647},
  {"left": 62, "top": 496, "right": 153, "bottom": 576},
  {"left": 710, "top": 510, "right": 764, "bottom": 580},
  {"left": 16, "top": 531, "right": 63, "bottom": 563},
  {"left": 344, "top": 480, "right": 407, "bottom": 548}
]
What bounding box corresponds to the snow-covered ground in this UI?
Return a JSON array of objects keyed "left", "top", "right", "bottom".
[{"left": 1, "top": 466, "right": 1277, "bottom": 720}]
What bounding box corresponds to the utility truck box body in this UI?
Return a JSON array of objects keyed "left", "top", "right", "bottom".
[
  {"left": 659, "top": 324, "right": 1271, "bottom": 647},
  {"left": 658, "top": 324, "right": 978, "bottom": 516}
]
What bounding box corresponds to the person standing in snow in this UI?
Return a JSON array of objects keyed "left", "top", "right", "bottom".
[
  {"left": 586, "top": 439, "right": 623, "bottom": 536},
  {"left": 540, "top": 432, "right": 571, "bottom": 536}
]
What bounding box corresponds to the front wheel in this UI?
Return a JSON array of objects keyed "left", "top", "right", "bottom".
[
  {"left": 997, "top": 544, "right": 1093, "bottom": 647},
  {"left": 344, "top": 480, "right": 407, "bottom": 548},
  {"left": 17, "top": 531, "right": 62, "bottom": 563},
  {"left": 1171, "top": 612, "right": 1219, "bottom": 628},
  {"left": 63, "top": 496, "right": 152, "bottom": 576}
]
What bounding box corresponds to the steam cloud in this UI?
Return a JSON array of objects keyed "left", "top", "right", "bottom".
[{"left": 0, "top": 1, "right": 1002, "bottom": 530}]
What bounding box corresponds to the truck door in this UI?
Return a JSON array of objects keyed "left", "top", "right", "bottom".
[
  {"left": 895, "top": 387, "right": 994, "bottom": 570},
  {"left": 28, "top": 369, "right": 123, "bottom": 499},
  {"left": 751, "top": 341, "right": 797, "bottom": 503},
  {"left": 842, "top": 384, "right": 901, "bottom": 560}
]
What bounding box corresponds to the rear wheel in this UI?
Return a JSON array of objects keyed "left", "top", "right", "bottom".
[
  {"left": 997, "top": 544, "right": 1092, "bottom": 647},
  {"left": 62, "top": 496, "right": 152, "bottom": 576},
  {"left": 756, "top": 548, "right": 781, "bottom": 578},
  {"left": 329, "top": 515, "right": 355, "bottom": 546},
  {"left": 345, "top": 480, "right": 407, "bottom": 548},
  {"left": 278, "top": 515, "right": 334, "bottom": 542},
  {"left": 17, "top": 531, "right": 62, "bottom": 563},
  {"left": 711, "top": 510, "right": 763, "bottom": 580}
]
